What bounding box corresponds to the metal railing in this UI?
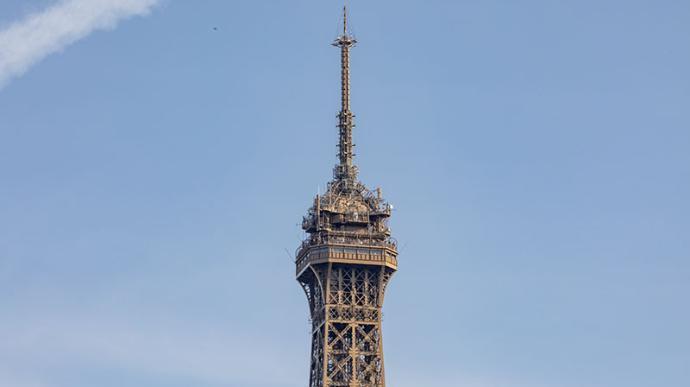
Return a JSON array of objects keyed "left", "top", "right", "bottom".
[{"left": 295, "top": 242, "right": 398, "bottom": 275}]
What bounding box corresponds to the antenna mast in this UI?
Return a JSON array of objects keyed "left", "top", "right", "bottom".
[{"left": 333, "top": 5, "right": 358, "bottom": 181}]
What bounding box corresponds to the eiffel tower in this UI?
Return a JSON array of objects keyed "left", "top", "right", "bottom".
[{"left": 296, "top": 6, "right": 398, "bottom": 387}]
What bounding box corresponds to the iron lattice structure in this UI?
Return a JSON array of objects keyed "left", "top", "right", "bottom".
[{"left": 296, "top": 7, "right": 398, "bottom": 387}]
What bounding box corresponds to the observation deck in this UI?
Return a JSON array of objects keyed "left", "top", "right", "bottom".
[
  {"left": 296, "top": 178, "right": 398, "bottom": 279},
  {"left": 296, "top": 240, "right": 398, "bottom": 277}
]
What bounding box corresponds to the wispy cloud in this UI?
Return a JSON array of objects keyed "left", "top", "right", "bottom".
[
  {"left": 0, "top": 368, "right": 49, "bottom": 387},
  {"left": 0, "top": 0, "right": 161, "bottom": 89},
  {"left": 0, "top": 311, "right": 303, "bottom": 386}
]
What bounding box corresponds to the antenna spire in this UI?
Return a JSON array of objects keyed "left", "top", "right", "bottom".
[{"left": 333, "top": 4, "right": 358, "bottom": 181}]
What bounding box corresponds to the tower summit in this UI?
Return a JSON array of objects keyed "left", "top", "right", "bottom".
[{"left": 296, "top": 5, "right": 398, "bottom": 387}]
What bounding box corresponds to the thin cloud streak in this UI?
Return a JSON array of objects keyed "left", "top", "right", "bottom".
[
  {"left": 0, "top": 0, "right": 161, "bottom": 89},
  {"left": 1, "top": 313, "right": 303, "bottom": 386},
  {"left": 0, "top": 369, "right": 49, "bottom": 387}
]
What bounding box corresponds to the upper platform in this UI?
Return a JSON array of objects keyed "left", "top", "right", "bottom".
[{"left": 296, "top": 178, "right": 398, "bottom": 278}]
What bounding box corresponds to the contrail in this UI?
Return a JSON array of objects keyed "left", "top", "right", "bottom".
[{"left": 0, "top": 0, "right": 161, "bottom": 89}]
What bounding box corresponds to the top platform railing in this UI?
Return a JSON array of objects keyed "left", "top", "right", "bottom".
[{"left": 295, "top": 238, "right": 398, "bottom": 276}]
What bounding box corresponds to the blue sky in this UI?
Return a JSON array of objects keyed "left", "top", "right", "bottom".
[{"left": 1, "top": 1, "right": 689, "bottom": 386}]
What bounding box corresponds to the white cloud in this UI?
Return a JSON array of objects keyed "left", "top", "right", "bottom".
[{"left": 0, "top": 0, "right": 161, "bottom": 89}]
